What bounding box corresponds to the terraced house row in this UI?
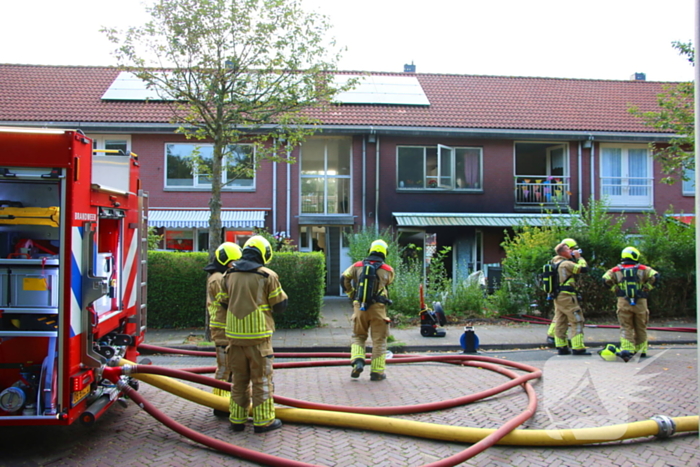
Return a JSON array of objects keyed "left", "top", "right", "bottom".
[{"left": 0, "top": 64, "right": 692, "bottom": 294}]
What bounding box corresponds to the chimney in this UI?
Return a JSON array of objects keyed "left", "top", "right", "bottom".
[
  {"left": 631, "top": 72, "right": 646, "bottom": 81},
  {"left": 404, "top": 62, "right": 416, "bottom": 73}
]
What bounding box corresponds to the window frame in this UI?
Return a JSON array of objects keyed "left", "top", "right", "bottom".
[
  {"left": 396, "top": 144, "right": 483, "bottom": 192},
  {"left": 682, "top": 165, "right": 695, "bottom": 196},
  {"left": 90, "top": 134, "right": 131, "bottom": 155},
  {"left": 299, "top": 137, "right": 352, "bottom": 215},
  {"left": 599, "top": 144, "right": 653, "bottom": 209},
  {"left": 164, "top": 142, "right": 256, "bottom": 191}
]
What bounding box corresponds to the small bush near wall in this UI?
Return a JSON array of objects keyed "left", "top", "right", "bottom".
[
  {"left": 146, "top": 251, "right": 325, "bottom": 329},
  {"left": 147, "top": 251, "right": 209, "bottom": 328}
]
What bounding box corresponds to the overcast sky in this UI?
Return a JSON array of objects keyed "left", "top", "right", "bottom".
[{"left": 0, "top": 0, "right": 694, "bottom": 81}]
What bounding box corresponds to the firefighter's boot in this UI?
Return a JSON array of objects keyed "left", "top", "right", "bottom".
[
  {"left": 572, "top": 348, "right": 591, "bottom": 356},
  {"left": 557, "top": 347, "right": 571, "bottom": 355},
  {"left": 370, "top": 372, "right": 387, "bottom": 381},
  {"left": 351, "top": 358, "right": 364, "bottom": 378}
]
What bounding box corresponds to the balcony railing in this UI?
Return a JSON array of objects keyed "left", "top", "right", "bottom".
[{"left": 515, "top": 176, "right": 571, "bottom": 206}]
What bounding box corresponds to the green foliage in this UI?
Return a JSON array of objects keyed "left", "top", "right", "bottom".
[
  {"left": 270, "top": 252, "right": 325, "bottom": 329},
  {"left": 629, "top": 41, "right": 694, "bottom": 184},
  {"left": 147, "top": 226, "right": 162, "bottom": 250},
  {"left": 147, "top": 251, "right": 210, "bottom": 328},
  {"left": 103, "top": 0, "right": 357, "bottom": 253},
  {"left": 146, "top": 250, "right": 324, "bottom": 329},
  {"left": 493, "top": 198, "right": 696, "bottom": 319},
  {"left": 344, "top": 226, "right": 402, "bottom": 262},
  {"left": 387, "top": 256, "right": 422, "bottom": 324}
]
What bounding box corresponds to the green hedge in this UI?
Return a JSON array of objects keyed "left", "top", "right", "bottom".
[{"left": 146, "top": 251, "right": 325, "bottom": 329}]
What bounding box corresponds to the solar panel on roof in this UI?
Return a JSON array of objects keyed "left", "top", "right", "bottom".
[
  {"left": 333, "top": 75, "right": 430, "bottom": 106},
  {"left": 101, "top": 72, "right": 173, "bottom": 101}
]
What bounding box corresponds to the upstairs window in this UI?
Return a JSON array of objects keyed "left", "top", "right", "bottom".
[
  {"left": 165, "top": 143, "right": 255, "bottom": 190},
  {"left": 600, "top": 144, "right": 652, "bottom": 208},
  {"left": 397, "top": 145, "right": 482, "bottom": 190},
  {"left": 90, "top": 135, "right": 131, "bottom": 155},
  {"left": 682, "top": 166, "right": 695, "bottom": 196}
]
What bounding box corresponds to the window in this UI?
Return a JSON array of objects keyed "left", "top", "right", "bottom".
[
  {"left": 165, "top": 143, "right": 254, "bottom": 189},
  {"left": 90, "top": 135, "right": 131, "bottom": 155},
  {"left": 300, "top": 138, "right": 351, "bottom": 214},
  {"left": 397, "top": 145, "right": 482, "bottom": 190},
  {"left": 600, "top": 145, "right": 652, "bottom": 208},
  {"left": 682, "top": 166, "right": 695, "bottom": 196}
]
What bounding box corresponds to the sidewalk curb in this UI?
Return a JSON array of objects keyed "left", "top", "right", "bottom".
[{"left": 138, "top": 340, "right": 697, "bottom": 355}]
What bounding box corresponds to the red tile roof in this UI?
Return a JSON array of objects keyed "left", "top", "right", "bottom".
[{"left": 0, "top": 64, "right": 678, "bottom": 133}]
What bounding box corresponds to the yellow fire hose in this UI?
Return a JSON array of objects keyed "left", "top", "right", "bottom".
[{"left": 125, "top": 364, "right": 698, "bottom": 447}]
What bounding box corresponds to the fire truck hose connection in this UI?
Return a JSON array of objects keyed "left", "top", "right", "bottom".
[{"left": 119, "top": 349, "right": 699, "bottom": 467}]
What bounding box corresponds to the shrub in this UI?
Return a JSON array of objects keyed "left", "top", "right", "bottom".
[{"left": 146, "top": 250, "right": 325, "bottom": 329}]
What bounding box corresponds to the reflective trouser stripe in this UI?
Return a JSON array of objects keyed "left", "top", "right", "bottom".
[
  {"left": 351, "top": 344, "right": 365, "bottom": 362},
  {"left": 229, "top": 401, "right": 248, "bottom": 424},
  {"left": 252, "top": 398, "right": 275, "bottom": 426},
  {"left": 213, "top": 384, "right": 231, "bottom": 398},
  {"left": 635, "top": 341, "right": 648, "bottom": 353},
  {"left": 570, "top": 333, "right": 585, "bottom": 350},
  {"left": 371, "top": 353, "right": 386, "bottom": 373},
  {"left": 555, "top": 336, "right": 568, "bottom": 348},
  {"left": 547, "top": 321, "right": 557, "bottom": 337},
  {"left": 620, "top": 337, "right": 636, "bottom": 352}
]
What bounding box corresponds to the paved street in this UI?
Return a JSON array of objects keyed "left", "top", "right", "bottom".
[{"left": 0, "top": 346, "right": 697, "bottom": 467}]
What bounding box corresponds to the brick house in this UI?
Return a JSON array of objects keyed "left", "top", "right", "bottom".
[{"left": 0, "top": 64, "right": 692, "bottom": 295}]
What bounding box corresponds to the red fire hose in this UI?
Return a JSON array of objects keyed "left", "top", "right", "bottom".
[{"left": 108, "top": 347, "right": 542, "bottom": 466}]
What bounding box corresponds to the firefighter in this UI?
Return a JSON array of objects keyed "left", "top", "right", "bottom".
[
  {"left": 219, "top": 235, "right": 288, "bottom": 433},
  {"left": 551, "top": 240, "right": 590, "bottom": 355},
  {"left": 546, "top": 238, "right": 578, "bottom": 347},
  {"left": 602, "top": 246, "right": 659, "bottom": 358},
  {"left": 203, "top": 242, "right": 242, "bottom": 417},
  {"left": 341, "top": 239, "right": 395, "bottom": 381}
]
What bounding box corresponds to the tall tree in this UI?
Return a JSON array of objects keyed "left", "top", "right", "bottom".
[
  {"left": 103, "top": 0, "right": 354, "bottom": 255},
  {"left": 630, "top": 41, "right": 695, "bottom": 184}
]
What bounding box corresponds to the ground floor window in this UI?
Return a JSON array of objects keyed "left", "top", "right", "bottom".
[{"left": 158, "top": 228, "right": 254, "bottom": 251}]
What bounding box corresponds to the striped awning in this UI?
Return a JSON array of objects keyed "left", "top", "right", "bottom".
[
  {"left": 393, "top": 212, "right": 577, "bottom": 227},
  {"left": 148, "top": 210, "right": 266, "bottom": 229}
]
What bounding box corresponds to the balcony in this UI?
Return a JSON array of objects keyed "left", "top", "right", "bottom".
[{"left": 515, "top": 176, "right": 571, "bottom": 208}]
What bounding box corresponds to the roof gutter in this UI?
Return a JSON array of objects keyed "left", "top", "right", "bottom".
[{"left": 0, "top": 121, "right": 676, "bottom": 143}]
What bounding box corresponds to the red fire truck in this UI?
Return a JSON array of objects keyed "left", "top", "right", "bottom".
[{"left": 0, "top": 127, "right": 147, "bottom": 426}]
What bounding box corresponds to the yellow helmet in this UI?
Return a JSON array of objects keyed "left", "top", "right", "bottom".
[
  {"left": 621, "top": 246, "right": 640, "bottom": 262},
  {"left": 215, "top": 242, "right": 242, "bottom": 266},
  {"left": 244, "top": 235, "right": 273, "bottom": 264},
  {"left": 562, "top": 238, "right": 578, "bottom": 249},
  {"left": 369, "top": 239, "right": 388, "bottom": 257}
]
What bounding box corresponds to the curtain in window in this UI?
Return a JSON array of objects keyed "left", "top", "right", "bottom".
[
  {"left": 628, "top": 149, "right": 648, "bottom": 196},
  {"left": 460, "top": 149, "right": 480, "bottom": 188},
  {"left": 601, "top": 148, "right": 622, "bottom": 196}
]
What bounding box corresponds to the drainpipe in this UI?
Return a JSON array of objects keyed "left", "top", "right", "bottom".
[
  {"left": 589, "top": 138, "right": 595, "bottom": 202},
  {"left": 375, "top": 136, "right": 380, "bottom": 227},
  {"left": 362, "top": 136, "right": 367, "bottom": 229},
  {"left": 272, "top": 140, "right": 277, "bottom": 234},
  {"left": 577, "top": 142, "right": 582, "bottom": 209},
  {"left": 286, "top": 147, "right": 291, "bottom": 236}
]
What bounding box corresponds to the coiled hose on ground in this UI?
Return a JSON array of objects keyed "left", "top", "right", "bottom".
[{"left": 102, "top": 345, "right": 698, "bottom": 467}]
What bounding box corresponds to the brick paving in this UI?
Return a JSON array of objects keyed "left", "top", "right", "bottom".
[
  {"left": 0, "top": 347, "right": 697, "bottom": 467},
  {"left": 0, "top": 297, "right": 697, "bottom": 466}
]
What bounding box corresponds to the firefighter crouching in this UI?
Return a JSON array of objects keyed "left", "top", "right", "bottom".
[
  {"left": 341, "top": 239, "right": 395, "bottom": 381},
  {"left": 218, "top": 235, "right": 288, "bottom": 433},
  {"left": 203, "top": 242, "right": 242, "bottom": 417},
  {"left": 551, "top": 240, "right": 590, "bottom": 355},
  {"left": 602, "top": 246, "right": 659, "bottom": 358}
]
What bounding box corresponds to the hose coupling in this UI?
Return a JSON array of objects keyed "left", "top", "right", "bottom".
[
  {"left": 121, "top": 365, "right": 134, "bottom": 376},
  {"left": 650, "top": 415, "right": 676, "bottom": 438}
]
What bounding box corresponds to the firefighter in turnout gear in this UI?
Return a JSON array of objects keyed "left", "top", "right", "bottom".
[
  {"left": 603, "top": 246, "right": 659, "bottom": 358},
  {"left": 203, "top": 242, "right": 242, "bottom": 417},
  {"left": 218, "top": 236, "right": 288, "bottom": 433},
  {"left": 551, "top": 240, "right": 590, "bottom": 355},
  {"left": 341, "top": 239, "right": 395, "bottom": 381},
  {"left": 546, "top": 238, "right": 578, "bottom": 347}
]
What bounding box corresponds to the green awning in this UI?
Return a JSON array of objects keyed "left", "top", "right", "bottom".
[{"left": 393, "top": 212, "right": 576, "bottom": 227}]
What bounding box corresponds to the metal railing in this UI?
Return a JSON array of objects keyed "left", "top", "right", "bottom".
[{"left": 514, "top": 176, "right": 571, "bottom": 206}]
